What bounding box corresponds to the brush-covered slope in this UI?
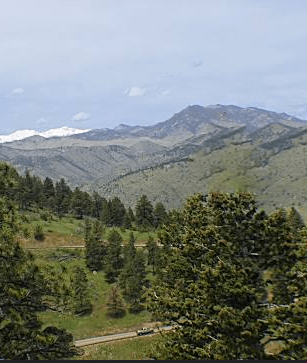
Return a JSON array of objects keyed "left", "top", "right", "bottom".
[{"left": 94, "top": 130, "right": 307, "bottom": 222}]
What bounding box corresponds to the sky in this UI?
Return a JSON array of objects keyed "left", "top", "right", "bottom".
[{"left": 1, "top": 0, "right": 307, "bottom": 134}]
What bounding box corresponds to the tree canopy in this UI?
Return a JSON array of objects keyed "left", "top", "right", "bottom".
[
  {"left": 146, "top": 192, "right": 271, "bottom": 359},
  {"left": 0, "top": 196, "right": 81, "bottom": 359}
]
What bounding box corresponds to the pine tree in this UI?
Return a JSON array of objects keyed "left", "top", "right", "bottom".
[
  {"left": 71, "top": 267, "right": 93, "bottom": 316},
  {"left": 42, "top": 264, "right": 72, "bottom": 313},
  {"left": 145, "top": 192, "right": 268, "bottom": 360},
  {"left": 261, "top": 209, "right": 307, "bottom": 358},
  {"left": 119, "top": 249, "right": 148, "bottom": 313},
  {"left": 69, "top": 187, "right": 93, "bottom": 219},
  {"left": 104, "top": 229, "right": 124, "bottom": 283},
  {"left": 123, "top": 210, "right": 132, "bottom": 229},
  {"left": 146, "top": 236, "right": 158, "bottom": 274},
  {"left": 85, "top": 219, "right": 107, "bottom": 272},
  {"left": 106, "top": 284, "right": 126, "bottom": 318},
  {"left": 0, "top": 197, "right": 80, "bottom": 359},
  {"left": 120, "top": 232, "right": 148, "bottom": 312},
  {"left": 92, "top": 191, "right": 105, "bottom": 219},
  {"left": 153, "top": 202, "right": 169, "bottom": 228},
  {"left": 123, "top": 232, "right": 137, "bottom": 265},
  {"left": 0, "top": 162, "right": 19, "bottom": 199},
  {"left": 108, "top": 197, "right": 126, "bottom": 227},
  {"left": 287, "top": 206, "right": 305, "bottom": 232},
  {"left": 127, "top": 206, "right": 135, "bottom": 223},
  {"left": 135, "top": 195, "right": 154, "bottom": 230},
  {"left": 100, "top": 198, "right": 110, "bottom": 226},
  {"left": 54, "top": 178, "right": 72, "bottom": 216},
  {"left": 42, "top": 177, "right": 55, "bottom": 209}
]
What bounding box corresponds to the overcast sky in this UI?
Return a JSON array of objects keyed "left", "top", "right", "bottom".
[{"left": 1, "top": 0, "right": 307, "bottom": 134}]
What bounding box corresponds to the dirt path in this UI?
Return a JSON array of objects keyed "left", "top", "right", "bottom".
[{"left": 75, "top": 325, "right": 173, "bottom": 347}]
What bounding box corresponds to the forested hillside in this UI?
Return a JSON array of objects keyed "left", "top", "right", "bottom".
[
  {"left": 1, "top": 161, "right": 307, "bottom": 359},
  {"left": 0, "top": 162, "right": 166, "bottom": 359}
]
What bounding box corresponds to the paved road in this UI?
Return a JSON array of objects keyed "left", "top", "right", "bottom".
[{"left": 75, "top": 326, "right": 174, "bottom": 347}]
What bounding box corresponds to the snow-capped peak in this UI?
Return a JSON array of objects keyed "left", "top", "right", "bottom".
[{"left": 0, "top": 126, "right": 91, "bottom": 143}]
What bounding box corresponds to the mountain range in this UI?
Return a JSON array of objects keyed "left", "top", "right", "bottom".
[
  {"left": 0, "top": 126, "right": 91, "bottom": 143},
  {"left": 1, "top": 104, "right": 307, "bottom": 218}
]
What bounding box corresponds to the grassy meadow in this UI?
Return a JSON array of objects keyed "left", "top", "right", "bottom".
[{"left": 75, "top": 335, "right": 162, "bottom": 360}]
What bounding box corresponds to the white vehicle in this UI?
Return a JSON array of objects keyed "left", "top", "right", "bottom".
[{"left": 137, "top": 327, "right": 154, "bottom": 336}]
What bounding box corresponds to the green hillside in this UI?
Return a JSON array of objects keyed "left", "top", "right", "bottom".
[{"left": 99, "top": 140, "right": 307, "bottom": 221}]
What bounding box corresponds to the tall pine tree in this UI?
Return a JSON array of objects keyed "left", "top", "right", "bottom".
[
  {"left": 145, "top": 192, "right": 268, "bottom": 360},
  {"left": 104, "top": 229, "right": 124, "bottom": 283}
]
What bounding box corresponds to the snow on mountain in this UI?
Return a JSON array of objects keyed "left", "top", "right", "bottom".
[{"left": 0, "top": 126, "right": 91, "bottom": 143}]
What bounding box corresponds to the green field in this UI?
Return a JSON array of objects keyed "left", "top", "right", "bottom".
[
  {"left": 19, "top": 212, "right": 157, "bottom": 249},
  {"left": 75, "top": 335, "right": 162, "bottom": 360}
]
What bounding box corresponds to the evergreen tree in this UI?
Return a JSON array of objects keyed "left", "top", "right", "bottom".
[
  {"left": 42, "top": 177, "right": 55, "bottom": 209},
  {"left": 153, "top": 202, "right": 169, "bottom": 228},
  {"left": 106, "top": 284, "right": 126, "bottom": 318},
  {"left": 261, "top": 209, "right": 306, "bottom": 358},
  {"left": 31, "top": 174, "right": 44, "bottom": 207},
  {"left": 123, "top": 231, "right": 136, "bottom": 265},
  {"left": 100, "top": 198, "right": 110, "bottom": 226},
  {"left": 0, "top": 162, "right": 19, "bottom": 199},
  {"left": 135, "top": 195, "right": 154, "bottom": 230},
  {"left": 71, "top": 267, "right": 93, "bottom": 316},
  {"left": 287, "top": 206, "right": 305, "bottom": 232},
  {"left": 85, "top": 220, "right": 107, "bottom": 272},
  {"left": 70, "top": 187, "right": 93, "bottom": 219},
  {"left": 119, "top": 249, "right": 148, "bottom": 313},
  {"left": 84, "top": 218, "right": 92, "bottom": 247},
  {"left": 146, "top": 236, "right": 159, "bottom": 274},
  {"left": 145, "top": 192, "right": 268, "bottom": 360},
  {"left": 54, "top": 178, "right": 72, "bottom": 216},
  {"left": 123, "top": 210, "right": 132, "bottom": 229},
  {"left": 42, "top": 264, "right": 72, "bottom": 313},
  {"left": 127, "top": 206, "right": 135, "bottom": 223},
  {"left": 108, "top": 197, "right": 126, "bottom": 227},
  {"left": 104, "top": 229, "right": 124, "bottom": 283},
  {"left": 0, "top": 197, "right": 80, "bottom": 359},
  {"left": 92, "top": 192, "right": 105, "bottom": 219}
]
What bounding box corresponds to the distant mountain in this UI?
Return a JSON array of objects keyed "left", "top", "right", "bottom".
[
  {"left": 1, "top": 104, "right": 307, "bottom": 217},
  {"left": 0, "top": 126, "right": 91, "bottom": 143},
  {"left": 68, "top": 104, "right": 307, "bottom": 142}
]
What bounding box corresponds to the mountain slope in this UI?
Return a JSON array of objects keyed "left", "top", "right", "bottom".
[
  {"left": 1, "top": 104, "right": 307, "bottom": 216},
  {"left": 98, "top": 138, "right": 307, "bottom": 219}
]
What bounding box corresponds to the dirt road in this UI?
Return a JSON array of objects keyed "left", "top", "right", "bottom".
[{"left": 75, "top": 326, "right": 173, "bottom": 347}]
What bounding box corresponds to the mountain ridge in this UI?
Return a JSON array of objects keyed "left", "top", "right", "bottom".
[
  {"left": 1, "top": 104, "right": 307, "bottom": 216},
  {"left": 2, "top": 104, "right": 307, "bottom": 146}
]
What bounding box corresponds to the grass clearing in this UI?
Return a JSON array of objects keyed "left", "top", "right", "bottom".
[
  {"left": 75, "top": 335, "right": 161, "bottom": 360},
  {"left": 18, "top": 212, "right": 158, "bottom": 249},
  {"left": 34, "top": 251, "right": 154, "bottom": 340}
]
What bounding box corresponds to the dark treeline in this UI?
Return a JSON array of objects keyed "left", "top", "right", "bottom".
[{"left": 0, "top": 163, "right": 169, "bottom": 229}]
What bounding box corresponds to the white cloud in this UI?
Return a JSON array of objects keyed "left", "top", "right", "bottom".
[
  {"left": 11, "top": 87, "right": 25, "bottom": 95},
  {"left": 160, "top": 89, "right": 171, "bottom": 96},
  {"left": 72, "top": 111, "right": 91, "bottom": 122},
  {"left": 124, "top": 86, "right": 146, "bottom": 97}
]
